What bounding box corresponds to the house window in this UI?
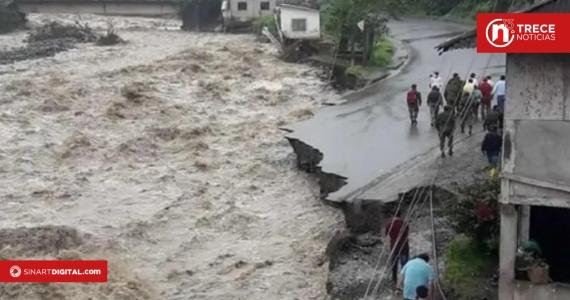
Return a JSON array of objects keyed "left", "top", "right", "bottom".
[
  {"left": 291, "top": 18, "right": 306, "bottom": 32},
  {"left": 237, "top": 2, "right": 247, "bottom": 10},
  {"left": 260, "top": 1, "right": 270, "bottom": 10}
]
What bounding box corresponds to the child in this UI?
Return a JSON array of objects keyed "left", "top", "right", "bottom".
[{"left": 416, "top": 285, "right": 429, "bottom": 299}]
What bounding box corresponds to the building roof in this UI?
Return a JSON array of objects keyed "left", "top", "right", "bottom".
[
  {"left": 435, "top": 0, "right": 564, "bottom": 54},
  {"left": 277, "top": 3, "right": 319, "bottom": 11}
]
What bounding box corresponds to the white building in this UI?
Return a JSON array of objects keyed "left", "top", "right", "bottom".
[
  {"left": 276, "top": 4, "right": 320, "bottom": 40},
  {"left": 222, "top": 0, "right": 276, "bottom": 25}
]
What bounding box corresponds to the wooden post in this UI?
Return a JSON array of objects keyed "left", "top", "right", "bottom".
[{"left": 499, "top": 202, "right": 518, "bottom": 300}]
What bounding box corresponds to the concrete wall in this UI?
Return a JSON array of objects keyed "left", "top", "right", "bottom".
[
  {"left": 502, "top": 54, "right": 570, "bottom": 202},
  {"left": 17, "top": 2, "right": 179, "bottom": 16},
  {"left": 227, "top": 0, "right": 275, "bottom": 22},
  {"left": 279, "top": 5, "right": 319, "bottom": 39}
]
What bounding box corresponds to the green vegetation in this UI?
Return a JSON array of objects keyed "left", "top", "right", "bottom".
[
  {"left": 253, "top": 14, "right": 277, "bottom": 35},
  {"left": 444, "top": 178, "right": 500, "bottom": 252},
  {"left": 345, "top": 65, "right": 370, "bottom": 77},
  {"left": 444, "top": 237, "right": 497, "bottom": 295},
  {"left": 371, "top": 38, "right": 394, "bottom": 67},
  {"left": 411, "top": 0, "right": 534, "bottom": 20}
]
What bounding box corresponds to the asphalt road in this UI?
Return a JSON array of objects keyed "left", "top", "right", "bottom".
[{"left": 285, "top": 18, "right": 506, "bottom": 202}]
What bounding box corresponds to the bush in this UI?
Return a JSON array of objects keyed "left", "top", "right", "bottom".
[
  {"left": 445, "top": 237, "right": 496, "bottom": 295},
  {"left": 253, "top": 14, "right": 277, "bottom": 35},
  {"left": 371, "top": 38, "right": 394, "bottom": 67},
  {"left": 345, "top": 65, "right": 369, "bottom": 78},
  {"left": 444, "top": 178, "right": 500, "bottom": 252}
]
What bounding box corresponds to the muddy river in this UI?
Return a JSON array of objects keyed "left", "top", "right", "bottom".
[{"left": 0, "top": 14, "right": 343, "bottom": 300}]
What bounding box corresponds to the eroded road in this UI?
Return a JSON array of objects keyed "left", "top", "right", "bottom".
[{"left": 285, "top": 18, "right": 505, "bottom": 202}]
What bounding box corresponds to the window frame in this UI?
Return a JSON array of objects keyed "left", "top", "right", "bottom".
[
  {"left": 260, "top": 1, "right": 270, "bottom": 10},
  {"left": 237, "top": 1, "right": 248, "bottom": 11},
  {"left": 291, "top": 18, "right": 307, "bottom": 32}
]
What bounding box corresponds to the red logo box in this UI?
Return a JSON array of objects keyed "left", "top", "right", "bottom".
[
  {"left": 0, "top": 260, "right": 108, "bottom": 282},
  {"left": 477, "top": 13, "right": 570, "bottom": 53}
]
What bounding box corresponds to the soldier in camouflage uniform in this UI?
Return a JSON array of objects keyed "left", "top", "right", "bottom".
[{"left": 444, "top": 73, "right": 462, "bottom": 112}]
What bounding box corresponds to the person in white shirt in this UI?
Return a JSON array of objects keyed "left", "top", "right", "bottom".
[
  {"left": 429, "top": 72, "right": 443, "bottom": 91},
  {"left": 492, "top": 75, "right": 506, "bottom": 112}
]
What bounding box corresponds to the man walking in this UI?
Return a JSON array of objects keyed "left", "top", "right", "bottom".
[
  {"left": 492, "top": 75, "right": 506, "bottom": 112},
  {"left": 482, "top": 127, "right": 503, "bottom": 169},
  {"left": 386, "top": 210, "right": 410, "bottom": 283},
  {"left": 407, "top": 84, "right": 422, "bottom": 126},
  {"left": 427, "top": 86, "right": 443, "bottom": 126},
  {"left": 486, "top": 75, "right": 494, "bottom": 88},
  {"left": 444, "top": 73, "right": 462, "bottom": 110},
  {"left": 478, "top": 77, "right": 493, "bottom": 119},
  {"left": 435, "top": 105, "right": 456, "bottom": 158},
  {"left": 429, "top": 72, "right": 443, "bottom": 90},
  {"left": 458, "top": 92, "right": 475, "bottom": 135},
  {"left": 462, "top": 78, "right": 475, "bottom": 96},
  {"left": 396, "top": 253, "right": 435, "bottom": 300},
  {"left": 484, "top": 105, "right": 501, "bottom": 132},
  {"left": 471, "top": 85, "right": 482, "bottom": 120}
]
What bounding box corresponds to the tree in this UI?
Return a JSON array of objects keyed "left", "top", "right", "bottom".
[{"left": 322, "top": 0, "right": 402, "bottom": 65}]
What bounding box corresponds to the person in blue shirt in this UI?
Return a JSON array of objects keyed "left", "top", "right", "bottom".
[{"left": 396, "top": 253, "right": 435, "bottom": 300}]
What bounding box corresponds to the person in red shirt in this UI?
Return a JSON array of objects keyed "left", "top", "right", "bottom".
[
  {"left": 386, "top": 209, "right": 410, "bottom": 283},
  {"left": 478, "top": 78, "right": 493, "bottom": 120}
]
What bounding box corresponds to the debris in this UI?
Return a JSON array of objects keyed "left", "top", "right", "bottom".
[
  {"left": 96, "top": 23, "right": 126, "bottom": 46},
  {"left": 0, "top": 39, "right": 75, "bottom": 65},
  {"left": 26, "top": 21, "right": 97, "bottom": 43}
]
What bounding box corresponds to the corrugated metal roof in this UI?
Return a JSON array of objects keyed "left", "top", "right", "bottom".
[{"left": 435, "top": 0, "right": 563, "bottom": 54}]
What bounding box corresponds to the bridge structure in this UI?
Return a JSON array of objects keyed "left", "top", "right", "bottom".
[{"left": 14, "top": 0, "right": 183, "bottom": 17}]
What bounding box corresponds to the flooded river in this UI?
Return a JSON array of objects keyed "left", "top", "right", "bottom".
[{"left": 0, "top": 14, "right": 342, "bottom": 300}]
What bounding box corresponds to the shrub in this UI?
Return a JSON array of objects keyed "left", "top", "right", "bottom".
[
  {"left": 253, "top": 14, "right": 277, "bottom": 35},
  {"left": 371, "top": 38, "right": 394, "bottom": 67},
  {"left": 444, "top": 178, "right": 500, "bottom": 252},
  {"left": 345, "top": 65, "right": 369, "bottom": 78},
  {"left": 445, "top": 237, "right": 496, "bottom": 295}
]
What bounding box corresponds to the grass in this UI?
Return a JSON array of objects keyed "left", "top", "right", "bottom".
[
  {"left": 371, "top": 38, "right": 394, "bottom": 67},
  {"left": 444, "top": 237, "right": 497, "bottom": 295}
]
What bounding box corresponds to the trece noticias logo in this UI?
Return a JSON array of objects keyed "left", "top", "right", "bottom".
[{"left": 476, "top": 13, "right": 563, "bottom": 53}]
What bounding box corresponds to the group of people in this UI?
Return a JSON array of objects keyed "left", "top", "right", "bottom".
[{"left": 405, "top": 72, "right": 506, "bottom": 165}]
